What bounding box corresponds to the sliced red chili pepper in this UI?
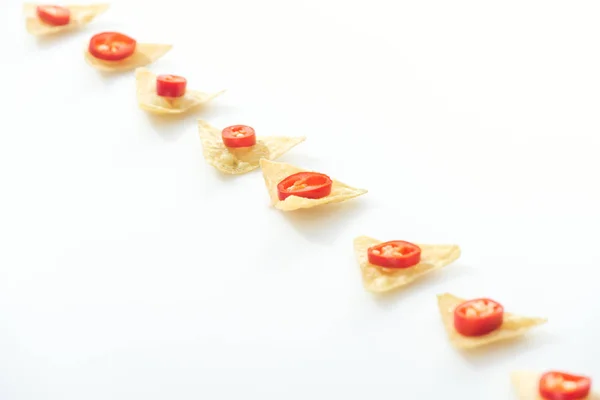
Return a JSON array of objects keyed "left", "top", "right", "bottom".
[
  {"left": 36, "top": 5, "right": 71, "bottom": 26},
  {"left": 88, "top": 32, "right": 136, "bottom": 61},
  {"left": 539, "top": 371, "right": 591, "bottom": 400},
  {"left": 277, "top": 172, "right": 332, "bottom": 201},
  {"left": 453, "top": 298, "right": 504, "bottom": 337},
  {"left": 367, "top": 241, "right": 421, "bottom": 268},
  {"left": 221, "top": 125, "right": 256, "bottom": 148},
  {"left": 156, "top": 75, "right": 187, "bottom": 98}
]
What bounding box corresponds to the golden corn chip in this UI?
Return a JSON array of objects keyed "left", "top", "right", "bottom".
[
  {"left": 84, "top": 43, "right": 172, "bottom": 72},
  {"left": 135, "top": 68, "right": 224, "bottom": 115},
  {"left": 510, "top": 371, "right": 599, "bottom": 400},
  {"left": 354, "top": 236, "right": 460, "bottom": 293},
  {"left": 24, "top": 3, "right": 109, "bottom": 36},
  {"left": 198, "top": 120, "right": 306, "bottom": 175},
  {"left": 260, "top": 159, "right": 367, "bottom": 211},
  {"left": 437, "top": 293, "right": 547, "bottom": 350}
]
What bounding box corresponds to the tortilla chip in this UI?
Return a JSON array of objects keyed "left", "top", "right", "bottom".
[
  {"left": 84, "top": 43, "right": 172, "bottom": 72},
  {"left": 511, "top": 371, "right": 599, "bottom": 400},
  {"left": 437, "top": 293, "right": 547, "bottom": 350},
  {"left": 135, "top": 68, "right": 224, "bottom": 115},
  {"left": 354, "top": 236, "right": 460, "bottom": 293},
  {"left": 24, "top": 3, "right": 109, "bottom": 36},
  {"left": 260, "top": 159, "right": 367, "bottom": 211},
  {"left": 198, "top": 120, "right": 306, "bottom": 175}
]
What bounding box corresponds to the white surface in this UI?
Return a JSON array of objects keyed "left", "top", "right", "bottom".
[{"left": 1, "top": 0, "right": 599, "bottom": 398}]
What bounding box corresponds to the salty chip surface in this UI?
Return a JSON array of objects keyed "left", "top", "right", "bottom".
[
  {"left": 511, "top": 371, "right": 599, "bottom": 400},
  {"left": 437, "top": 293, "right": 547, "bottom": 350},
  {"left": 84, "top": 43, "right": 172, "bottom": 72},
  {"left": 260, "top": 159, "right": 367, "bottom": 211},
  {"left": 198, "top": 120, "right": 305, "bottom": 175},
  {"left": 24, "top": 3, "right": 109, "bottom": 36},
  {"left": 354, "top": 236, "right": 460, "bottom": 293},
  {"left": 135, "top": 68, "right": 224, "bottom": 115}
]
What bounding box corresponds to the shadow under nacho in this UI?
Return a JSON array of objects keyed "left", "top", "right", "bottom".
[
  {"left": 209, "top": 167, "right": 258, "bottom": 183},
  {"left": 193, "top": 104, "right": 237, "bottom": 119},
  {"left": 29, "top": 28, "right": 86, "bottom": 52},
  {"left": 32, "top": 29, "right": 75, "bottom": 44},
  {"left": 144, "top": 112, "right": 200, "bottom": 142},
  {"left": 279, "top": 199, "right": 369, "bottom": 245},
  {"left": 458, "top": 331, "right": 555, "bottom": 366},
  {"left": 94, "top": 68, "right": 138, "bottom": 80},
  {"left": 368, "top": 263, "right": 473, "bottom": 311}
]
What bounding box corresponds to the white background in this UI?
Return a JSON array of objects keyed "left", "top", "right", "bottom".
[{"left": 1, "top": 0, "right": 599, "bottom": 398}]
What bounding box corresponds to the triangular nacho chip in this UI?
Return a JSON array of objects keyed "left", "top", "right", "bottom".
[
  {"left": 437, "top": 293, "right": 547, "bottom": 350},
  {"left": 135, "top": 68, "right": 224, "bottom": 115},
  {"left": 24, "top": 3, "right": 109, "bottom": 36},
  {"left": 198, "top": 120, "right": 305, "bottom": 175},
  {"left": 260, "top": 159, "right": 367, "bottom": 211},
  {"left": 511, "top": 371, "right": 599, "bottom": 400},
  {"left": 354, "top": 236, "right": 460, "bottom": 293},
  {"left": 84, "top": 43, "right": 172, "bottom": 72}
]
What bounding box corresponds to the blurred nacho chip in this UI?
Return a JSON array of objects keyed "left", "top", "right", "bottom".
[
  {"left": 511, "top": 371, "right": 599, "bottom": 400},
  {"left": 261, "top": 159, "right": 367, "bottom": 211},
  {"left": 198, "top": 120, "right": 305, "bottom": 175},
  {"left": 354, "top": 236, "right": 460, "bottom": 293},
  {"left": 437, "top": 293, "right": 547, "bottom": 350},
  {"left": 24, "top": 3, "right": 109, "bottom": 36},
  {"left": 135, "top": 68, "right": 224, "bottom": 115},
  {"left": 85, "top": 43, "right": 172, "bottom": 72}
]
